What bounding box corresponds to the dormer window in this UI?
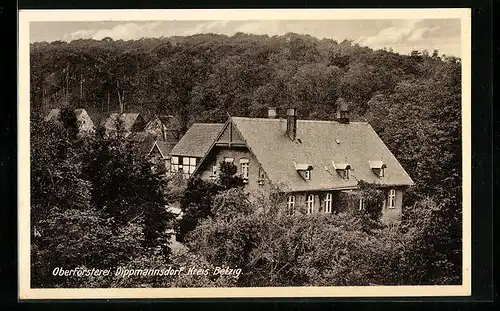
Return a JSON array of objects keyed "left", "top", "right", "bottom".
[
  {"left": 332, "top": 161, "right": 351, "bottom": 180},
  {"left": 294, "top": 161, "right": 313, "bottom": 181},
  {"left": 369, "top": 160, "right": 387, "bottom": 178}
]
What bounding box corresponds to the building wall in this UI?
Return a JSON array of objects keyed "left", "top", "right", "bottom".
[
  {"left": 169, "top": 154, "right": 201, "bottom": 177},
  {"left": 283, "top": 188, "right": 404, "bottom": 222},
  {"left": 284, "top": 192, "right": 341, "bottom": 215},
  {"left": 380, "top": 187, "right": 404, "bottom": 223},
  {"left": 197, "top": 146, "right": 268, "bottom": 193},
  {"left": 194, "top": 144, "right": 405, "bottom": 223}
]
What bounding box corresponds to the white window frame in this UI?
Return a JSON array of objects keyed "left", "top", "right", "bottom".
[
  {"left": 182, "top": 157, "right": 189, "bottom": 177},
  {"left": 212, "top": 164, "right": 218, "bottom": 176},
  {"left": 324, "top": 193, "right": 332, "bottom": 213},
  {"left": 388, "top": 189, "right": 396, "bottom": 209},
  {"left": 286, "top": 195, "right": 295, "bottom": 215},
  {"left": 359, "top": 198, "right": 365, "bottom": 211},
  {"left": 240, "top": 158, "right": 249, "bottom": 181},
  {"left": 188, "top": 157, "right": 196, "bottom": 175},
  {"left": 304, "top": 170, "right": 310, "bottom": 180},
  {"left": 306, "top": 194, "right": 314, "bottom": 214},
  {"left": 379, "top": 167, "right": 385, "bottom": 177},
  {"left": 171, "top": 156, "right": 179, "bottom": 173},
  {"left": 175, "top": 156, "right": 196, "bottom": 177},
  {"left": 224, "top": 157, "right": 234, "bottom": 163}
]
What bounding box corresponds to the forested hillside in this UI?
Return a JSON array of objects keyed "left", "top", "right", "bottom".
[
  {"left": 31, "top": 32, "right": 461, "bottom": 202},
  {"left": 30, "top": 33, "right": 463, "bottom": 286}
]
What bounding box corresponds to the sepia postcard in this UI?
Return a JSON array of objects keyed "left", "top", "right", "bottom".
[{"left": 18, "top": 8, "right": 471, "bottom": 299}]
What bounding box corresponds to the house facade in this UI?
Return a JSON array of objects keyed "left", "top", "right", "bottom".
[
  {"left": 170, "top": 108, "right": 414, "bottom": 222},
  {"left": 168, "top": 123, "right": 225, "bottom": 178}
]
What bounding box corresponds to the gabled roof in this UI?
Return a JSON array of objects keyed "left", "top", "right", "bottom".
[
  {"left": 44, "top": 108, "right": 61, "bottom": 122},
  {"left": 145, "top": 114, "right": 182, "bottom": 129},
  {"left": 149, "top": 141, "right": 177, "bottom": 158},
  {"left": 227, "top": 117, "right": 414, "bottom": 192},
  {"left": 85, "top": 109, "right": 108, "bottom": 127},
  {"left": 44, "top": 108, "right": 94, "bottom": 132},
  {"left": 104, "top": 113, "right": 143, "bottom": 132},
  {"left": 125, "top": 132, "right": 155, "bottom": 155},
  {"left": 158, "top": 115, "right": 182, "bottom": 128},
  {"left": 170, "top": 123, "right": 225, "bottom": 158}
]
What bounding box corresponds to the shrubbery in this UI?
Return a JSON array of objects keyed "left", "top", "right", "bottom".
[
  {"left": 30, "top": 33, "right": 462, "bottom": 287},
  {"left": 31, "top": 110, "right": 175, "bottom": 287},
  {"left": 185, "top": 188, "right": 459, "bottom": 286}
]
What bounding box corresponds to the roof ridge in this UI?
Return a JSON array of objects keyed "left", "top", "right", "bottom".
[
  {"left": 192, "top": 122, "right": 225, "bottom": 126},
  {"left": 232, "top": 116, "right": 369, "bottom": 124}
]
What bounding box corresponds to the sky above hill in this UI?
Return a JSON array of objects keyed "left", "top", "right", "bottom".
[{"left": 30, "top": 19, "right": 462, "bottom": 57}]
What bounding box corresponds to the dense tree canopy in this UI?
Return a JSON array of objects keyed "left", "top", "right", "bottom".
[{"left": 31, "top": 109, "right": 175, "bottom": 287}]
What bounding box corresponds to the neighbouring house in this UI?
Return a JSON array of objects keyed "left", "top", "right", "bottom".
[
  {"left": 44, "top": 108, "right": 95, "bottom": 135},
  {"left": 168, "top": 123, "right": 225, "bottom": 178},
  {"left": 143, "top": 114, "right": 183, "bottom": 142},
  {"left": 170, "top": 106, "right": 414, "bottom": 222},
  {"left": 102, "top": 112, "right": 146, "bottom": 137},
  {"left": 147, "top": 140, "right": 178, "bottom": 172}
]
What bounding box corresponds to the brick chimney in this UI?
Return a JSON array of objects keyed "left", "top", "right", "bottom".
[
  {"left": 268, "top": 107, "right": 277, "bottom": 119},
  {"left": 336, "top": 98, "right": 349, "bottom": 124},
  {"left": 286, "top": 108, "right": 297, "bottom": 141}
]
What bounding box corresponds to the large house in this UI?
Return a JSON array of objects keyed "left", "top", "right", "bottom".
[{"left": 168, "top": 107, "right": 414, "bottom": 221}]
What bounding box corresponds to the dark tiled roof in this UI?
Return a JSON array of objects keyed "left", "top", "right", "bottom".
[
  {"left": 126, "top": 132, "right": 156, "bottom": 155},
  {"left": 231, "top": 117, "right": 414, "bottom": 192},
  {"left": 85, "top": 109, "right": 109, "bottom": 127},
  {"left": 170, "top": 123, "right": 224, "bottom": 158}
]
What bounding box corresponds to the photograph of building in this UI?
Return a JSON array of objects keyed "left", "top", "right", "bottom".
[{"left": 20, "top": 9, "right": 470, "bottom": 298}]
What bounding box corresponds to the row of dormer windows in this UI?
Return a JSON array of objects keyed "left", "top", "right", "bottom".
[{"left": 297, "top": 161, "right": 386, "bottom": 181}]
